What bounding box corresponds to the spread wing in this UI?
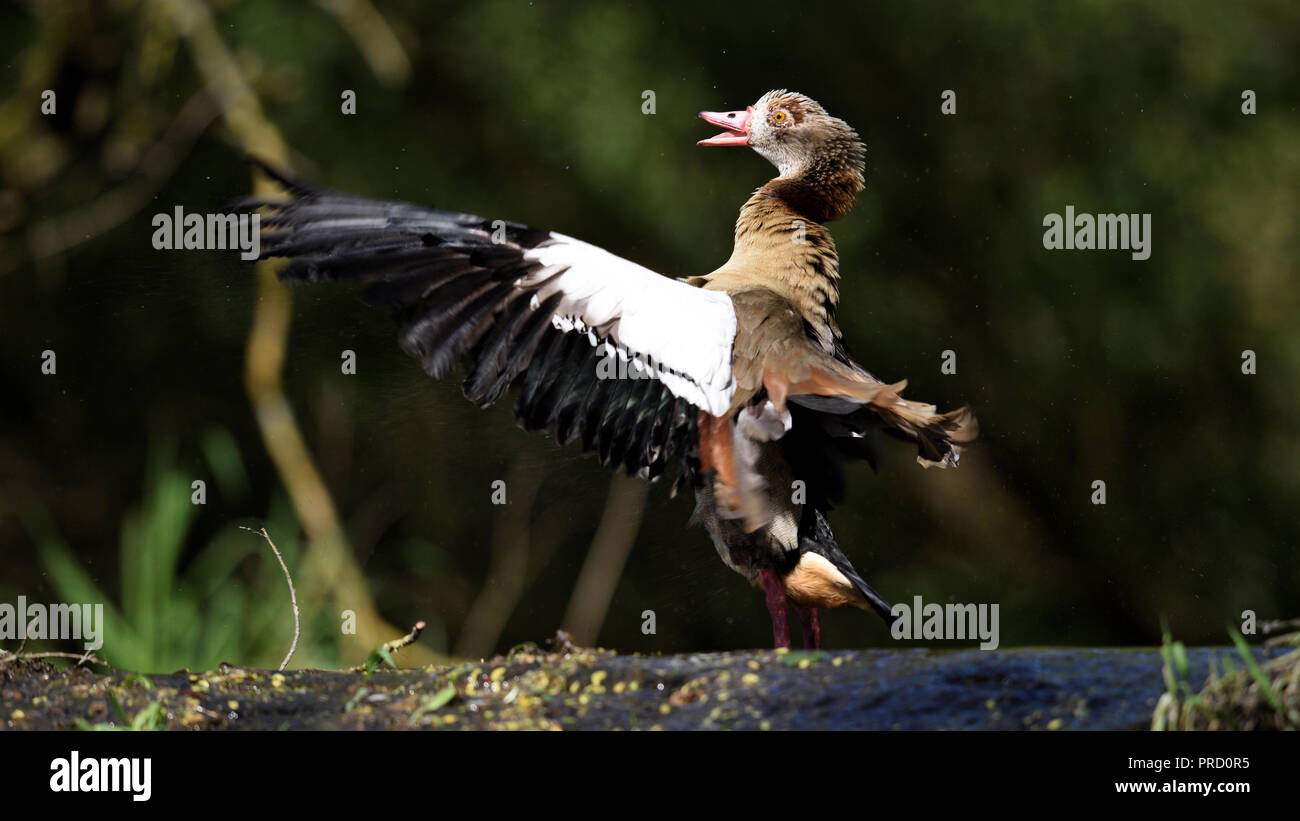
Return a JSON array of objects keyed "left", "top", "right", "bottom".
[{"left": 241, "top": 164, "right": 738, "bottom": 481}]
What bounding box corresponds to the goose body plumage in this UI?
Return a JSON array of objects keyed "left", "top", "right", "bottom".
[{"left": 242, "top": 89, "right": 976, "bottom": 649}]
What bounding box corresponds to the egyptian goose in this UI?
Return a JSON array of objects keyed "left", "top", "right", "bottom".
[{"left": 245, "top": 89, "right": 976, "bottom": 650}]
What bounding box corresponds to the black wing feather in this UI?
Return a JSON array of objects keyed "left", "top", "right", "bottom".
[{"left": 244, "top": 162, "right": 699, "bottom": 482}]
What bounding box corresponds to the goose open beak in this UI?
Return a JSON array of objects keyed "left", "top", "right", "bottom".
[{"left": 697, "top": 107, "right": 753, "bottom": 146}]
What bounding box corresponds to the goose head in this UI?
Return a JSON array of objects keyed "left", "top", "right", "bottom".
[
  {"left": 699, "top": 90, "right": 864, "bottom": 180},
  {"left": 699, "top": 90, "right": 865, "bottom": 222}
]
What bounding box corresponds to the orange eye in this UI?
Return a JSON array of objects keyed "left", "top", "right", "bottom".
[{"left": 773, "top": 110, "right": 788, "bottom": 124}]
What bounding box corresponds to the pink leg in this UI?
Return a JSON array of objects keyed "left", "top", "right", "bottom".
[
  {"left": 796, "top": 607, "right": 821, "bottom": 649},
  {"left": 758, "top": 569, "right": 791, "bottom": 648}
]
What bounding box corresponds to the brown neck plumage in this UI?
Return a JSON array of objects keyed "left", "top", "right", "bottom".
[
  {"left": 690, "top": 139, "right": 864, "bottom": 351},
  {"left": 761, "top": 137, "right": 864, "bottom": 224}
]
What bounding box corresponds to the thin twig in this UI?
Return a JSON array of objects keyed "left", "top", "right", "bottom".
[
  {"left": 349, "top": 621, "right": 427, "bottom": 672},
  {"left": 1, "top": 636, "right": 108, "bottom": 670},
  {"left": 241, "top": 526, "right": 300, "bottom": 671},
  {"left": 380, "top": 621, "right": 426, "bottom": 655},
  {"left": 0, "top": 649, "right": 109, "bottom": 669}
]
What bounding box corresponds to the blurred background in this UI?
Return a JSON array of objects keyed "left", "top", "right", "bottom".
[{"left": 1, "top": 0, "right": 1297, "bottom": 671}]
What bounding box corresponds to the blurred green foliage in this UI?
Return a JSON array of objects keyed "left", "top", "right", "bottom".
[
  {"left": 1154, "top": 620, "right": 1299, "bottom": 730},
  {"left": 1, "top": 0, "right": 1297, "bottom": 664},
  {"left": 26, "top": 437, "right": 336, "bottom": 671}
]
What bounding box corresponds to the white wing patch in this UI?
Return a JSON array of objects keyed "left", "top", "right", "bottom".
[{"left": 522, "top": 233, "right": 737, "bottom": 416}]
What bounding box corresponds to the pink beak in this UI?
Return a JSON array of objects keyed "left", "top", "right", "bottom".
[{"left": 697, "top": 106, "right": 753, "bottom": 146}]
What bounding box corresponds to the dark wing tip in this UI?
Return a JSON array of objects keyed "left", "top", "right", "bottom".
[{"left": 243, "top": 156, "right": 317, "bottom": 195}]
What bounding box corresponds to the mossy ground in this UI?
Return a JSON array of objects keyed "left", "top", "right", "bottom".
[
  {"left": 1155, "top": 634, "right": 1299, "bottom": 731},
  {"left": 2, "top": 638, "right": 1290, "bottom": 731}
]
